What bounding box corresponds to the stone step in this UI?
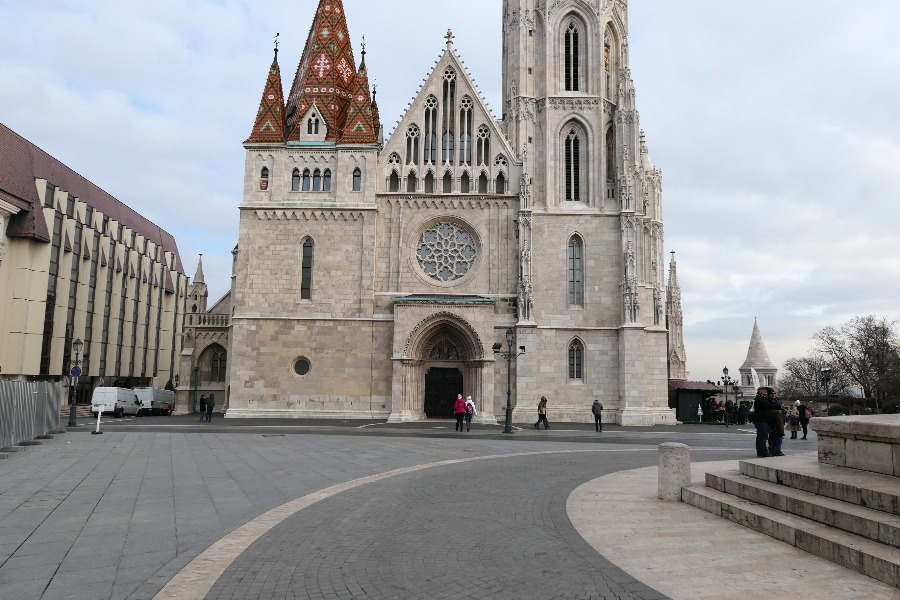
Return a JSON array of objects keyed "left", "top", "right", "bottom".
[
  {"left": 738, "top": 454, "right": 900, "bottom": 517},
  {"left": 683, "top": 484, "right": 900, "bottom": 588},
  {"left": 59, "top": 404, "right": 94, "bottom": 419},
  {"left": 706, "top": 469, "right": 900, "bottom": 547}
]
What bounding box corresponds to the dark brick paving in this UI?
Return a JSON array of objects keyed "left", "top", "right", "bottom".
[{"left": 205, "top": 453, "right": 670, "bottom": 600}]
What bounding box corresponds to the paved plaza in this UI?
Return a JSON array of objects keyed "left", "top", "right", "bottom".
[{"left": 1, "top": 417, "right": 896, "bottom": 599}]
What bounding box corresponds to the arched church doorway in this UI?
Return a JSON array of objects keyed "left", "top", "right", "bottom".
[{"left": 424, "top": 368, "right": 462, "bottom": 417}]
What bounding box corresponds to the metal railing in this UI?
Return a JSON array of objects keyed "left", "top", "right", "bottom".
[{"left": 0, "top": 380, "right": 63, "bottom": 448}]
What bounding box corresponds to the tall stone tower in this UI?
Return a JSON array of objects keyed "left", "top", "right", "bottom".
[
  {"left": 666, "top": 252, "right": 687, "bottom": 380},
  {"left": 739, "top": 318, "right": 778, "bottom": 392},
  {"left": 501, "top": 0, "right": 671, "bottom": 424},
  {"left": 187, "top": 255, "right": 208, "bottom": 317}
]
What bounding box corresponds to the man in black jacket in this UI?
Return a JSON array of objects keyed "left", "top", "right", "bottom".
[{"left": 752, "top": 387, "right": 777, "bottom": 457}]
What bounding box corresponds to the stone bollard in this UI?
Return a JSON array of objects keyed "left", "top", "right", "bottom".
[{"left": 658, "top": 442, "right": 691, "bottom": 502}]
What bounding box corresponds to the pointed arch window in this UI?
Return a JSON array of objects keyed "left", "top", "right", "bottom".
[
  {"left": 292, "top": 169, "right": 301, "bottom": 192},
  {"left": 568, "top": 236, "right": 584, "bottom": 306},
  {"left": 389, "top": 171, "right": 400, "bottom": 192},
  {"left": 425, "top": 171, "right": 435, "bottom": 194},
  {"left": 459, "top": 96, "right": 473, "bottom": 165},
  {"left": 565, "top": 128, "right": 582, "bottom": 202},
  {"left": 478, "top": 172, "right": 488, "bottom": 194},
  {"left": 313, "top": 169, "right": 322, "bottom": 191},
  {"left": 407, "top": 172, "right": 418, "bottom": 193},
  {"left": 323, "top": 169, "right": 332, "bottom": 192},
  {"left": 495, "top": 172, "right": 506, "bottom": 195},
  {"left": 406, "top": 124, "right": 420, "bottom": 165},
  {"left": 476, "top": 126, "right": 491, "bottom": 167},
  {"left": 568, "top": 339, "right": 583, "bottom": 379},
  {"left": 442, "top": 69, "right": 457, "bottom": 164},
  {"left": 210, "top": 346, "right": 227, "bottom": 383},
  {"left": 307, "top": 116, "right": 320, "bottom": 135},
  {"left": 301, "top": 239, "right": 314, "bottom": 300},
  {"left": 260, "top": 167, "right": 269, "bottom": 191},
  {"left": 442, "top": 171, "right": 452, "bottom": 194},
  {"left": 424, "top": 95, "right": 438, "bottom": 164},
  {"left": 606, "top": 126, "right": 616, "bottom": 198},
  {"left": 302, "top": 169, "right": 311, "bottom": 191},
  {"left": 352, "top": 168, "right": 362, "bottom": 192},
  {"left": 564, "top": 22, "right": 580, "bottom": 92},
  {"left": 460, "top": 172, "right": 471, "bottom": 194}
]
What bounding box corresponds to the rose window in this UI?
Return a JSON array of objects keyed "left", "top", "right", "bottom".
[{"left": 416, "top": 222, "right": 477, "bottom": 282}]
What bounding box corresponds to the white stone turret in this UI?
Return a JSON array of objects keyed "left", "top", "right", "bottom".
[{"left": 738, "top": 318, "right": 778, "bottom": 391}]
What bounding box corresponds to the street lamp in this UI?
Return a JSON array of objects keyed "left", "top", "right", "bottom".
[
  {"left": 718, "top": 366, "right": 737, "bottom": 427},
  {"left": 492, "top": 327, "right": 525, "bottom": 434},
  {"left": 67, "top": 338, "right": 84, "bottom": 427},
  {"left": 821, "top": 367, "right": 832, "bottom": 412}
]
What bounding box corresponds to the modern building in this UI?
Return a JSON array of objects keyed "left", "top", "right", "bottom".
[
  {"left": 0, "top": 124, "right": 188, "bottom": 401},
  {"left": 212, "top": 0, "right": 673, "bottom": 424}
]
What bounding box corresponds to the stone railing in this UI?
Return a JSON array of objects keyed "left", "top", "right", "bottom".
[
  {"left": 812, "top": 414, "right": 900, "bottom": 476},
  {"left": 188, "top": 314, "right": 230, "bottom": 328}
]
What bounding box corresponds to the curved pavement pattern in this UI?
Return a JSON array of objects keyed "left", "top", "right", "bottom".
[
  {"left": 163, "top": 450, "right": 669, "bottom": 600},
  {"left": 159, "top": 450, "right": 900, "bottom": 600}
]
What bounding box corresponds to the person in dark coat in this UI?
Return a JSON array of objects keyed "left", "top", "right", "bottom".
[
  {"left": 752, "top": 387, "right": 777, "bottom": 457},
  {"left": 796, "top": 400, "right": 811, "bottom": 440},
  {"left": 199, "top": 395, "right": 207, "bottom": 422},
  {"left": 206, "top": 393, "right": 215, "bottom": 422},
  {"left": 591, "top": 399, "right": 604, "bottom": 432},
  {"left": 534, "top": 396, "right": 550, "bottom": 430}
]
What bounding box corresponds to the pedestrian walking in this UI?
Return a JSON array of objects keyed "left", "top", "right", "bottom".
[
  {"left": 751, "top": 387, "right": 776, "bottom": 457},
  {"left": 464, "top": 396, "right": 477, "bottom": 432},
  {"left": 797, "top": 400, "right": 811, "bottom": 440},
  {"left": 788, "top": 403, "right": 801, "bottom": 439},
  {"left": 534, "top": 396, "right": 550, "bottom": 430},
  {"left": 591, "top": 399, "right": 604, "bottom": 432},
  {"left": 454, "top": 394, "right": 466, "bottom": 432},
  {"left": 724, "top": 398, "right": 734, "bottom": 427},
  {"left": 199, "top": 394, "right": 207, "bottom": 422},
  {"left": 206, "top": 393, "right": 215, "bottom": 423}
]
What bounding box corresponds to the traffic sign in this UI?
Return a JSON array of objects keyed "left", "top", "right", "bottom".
[{"left": 71, "top": 366, "right": 82, "bottom": 377}]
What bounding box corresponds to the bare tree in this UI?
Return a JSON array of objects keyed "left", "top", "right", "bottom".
[
  {"left": 814, "top": 316, "right": 900, "bottom": 407},
  {"left": 777, "top": 353, "right": 853, "bottom": 397}
]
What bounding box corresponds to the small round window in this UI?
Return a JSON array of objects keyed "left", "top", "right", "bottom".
[{"left": 293, "top": 358, "right": 311, "bottom": 376}]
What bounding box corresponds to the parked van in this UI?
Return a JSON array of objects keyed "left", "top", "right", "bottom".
[
  {"left": 134, "top": 388, "right": 174, "bottom": 416},
  {"left": 91, "top": 387, "right": 139, "bottom": 417}
]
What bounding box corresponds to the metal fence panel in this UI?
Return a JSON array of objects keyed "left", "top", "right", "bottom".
[{"left": 0, "top": 380, "right": 62, "bottom": 448}]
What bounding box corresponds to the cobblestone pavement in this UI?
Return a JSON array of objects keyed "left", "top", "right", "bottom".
[{"left": 0, "top": 421, "right": 804, "bottom": 600}]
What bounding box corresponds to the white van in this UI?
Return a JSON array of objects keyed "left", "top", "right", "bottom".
[
  {"left": 134, "top": 388, "right": 174, "bottom": 416},
  {"left": 91, "top": 387, "right": 140, "bottom": 417}
]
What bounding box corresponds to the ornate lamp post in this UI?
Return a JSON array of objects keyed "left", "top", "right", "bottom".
[
  {"left": 492, "top": 327, "right": 525, "bottom": 434},
  {"left": 718, "top": 366, "right": 737, "bottom": 427},
  {"left": 67, "top": 338, "right": 84, "bottom": 427},
  {"left": 821, "top": 367, "right": 832, "bottom": 412}
]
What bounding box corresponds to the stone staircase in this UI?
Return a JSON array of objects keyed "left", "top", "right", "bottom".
[
  {"left": 59, "top": 403, "right": 93, "bottom": 420},
  {"left": 683, "top": 453, "right": 900, "bottom": 588}
]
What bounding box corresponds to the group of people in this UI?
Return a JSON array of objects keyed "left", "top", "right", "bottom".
[
  {"left": 453, "top": 394, "right": 477, "bottom": 431},
  {"left": 752, "top": 386, "right": 811, "bottom": 457},
  {"left": 198, "top": 393, "right": 215, "bottom": 423}
]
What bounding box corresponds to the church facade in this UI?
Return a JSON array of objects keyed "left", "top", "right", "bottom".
[{"left": 224, "top": 0, "right": 675, "bottom": 425}]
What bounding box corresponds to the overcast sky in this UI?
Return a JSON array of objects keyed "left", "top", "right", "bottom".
[{"left": 2, "top": 0, "right": 898, "bottom": 383}]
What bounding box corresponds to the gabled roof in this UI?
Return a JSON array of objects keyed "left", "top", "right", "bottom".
[
  {"left": 246, "top": 52, "right": 286, "bottom": 144},
  {"left": 381, "top": 36, "right": 518, "bottom": 169},
  {"left": 0, "top": 124, "right": 184, "bottom": 273},
  {"left": 282, "top": 0, "right": 377, "bottom": 144}
]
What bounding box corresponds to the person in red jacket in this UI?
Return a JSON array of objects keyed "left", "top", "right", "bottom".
[{"left": 454, "top": 394, "right": 466, "bottom": 432}]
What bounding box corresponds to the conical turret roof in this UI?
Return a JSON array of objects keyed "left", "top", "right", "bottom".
[
  {"left": 283, "top": 0, "right": 377, "bottom": 144},
  {"left": 740, "top": 318, "right": 777, "bottom": 370},
  {"left": 193, "top": 254, "right": 205, "bottom": 285},
  {"left": 246, "top": 50, "right": 286, "bottom": 144}
]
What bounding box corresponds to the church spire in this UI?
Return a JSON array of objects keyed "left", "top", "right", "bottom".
[
  {"left": 666, "top": 251, "right": 687, "bottom": 380},
  {"left": 193, "top": 254, "right": 205, "bottom": 285},
  {"left": 284, "top": 0, "right": 376, "bottom": 144},
  {"left": 246, "top": 34, "right": 286, "bottom": 144}
]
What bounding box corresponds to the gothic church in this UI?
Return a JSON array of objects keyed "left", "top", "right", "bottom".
[{"left": 223, "top": 0, "right": 675, "bottom": 425}]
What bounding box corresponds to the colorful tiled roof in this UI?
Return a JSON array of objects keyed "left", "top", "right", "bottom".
[
  {"left": 246, "top": 53, "right": 286, "bottom": 144},
  {"left": 283, "top": 0, "right": 377, "bottom": 144}
]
